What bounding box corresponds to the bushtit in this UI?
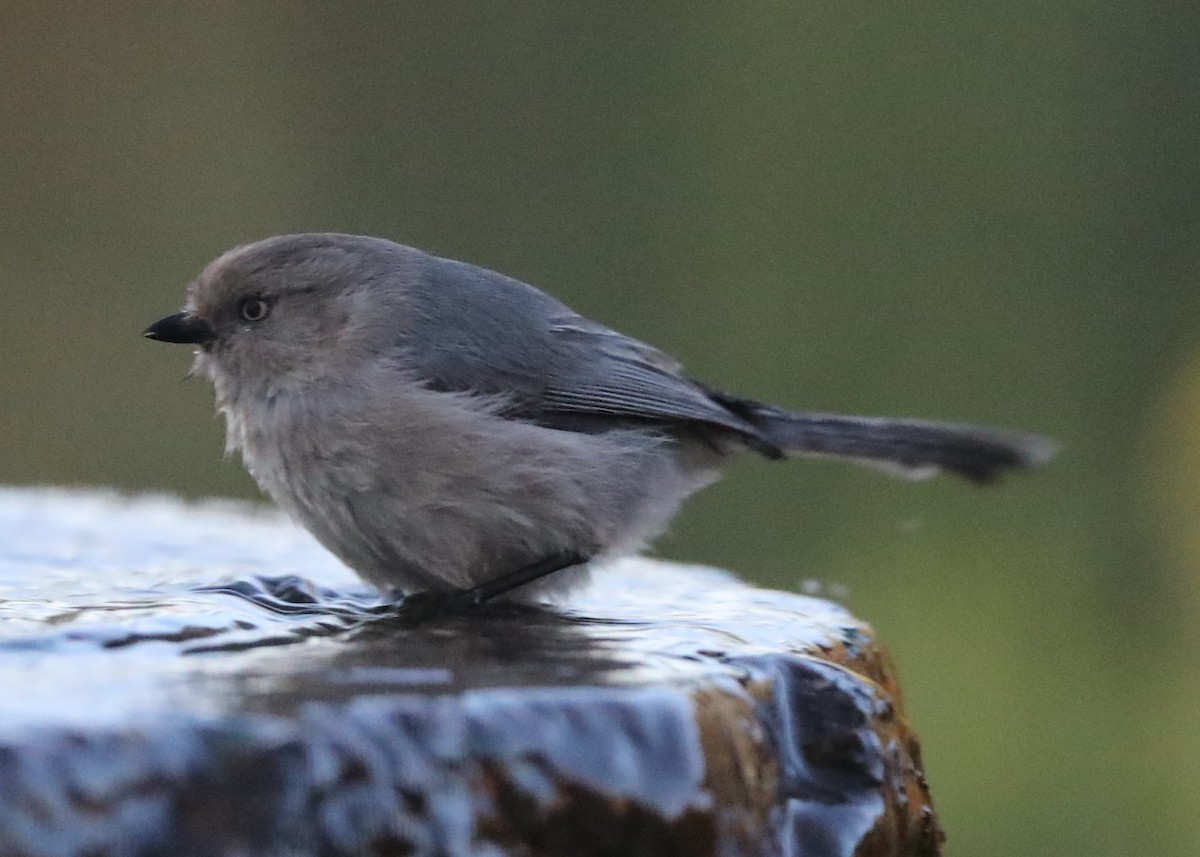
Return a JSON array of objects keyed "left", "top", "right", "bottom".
[{"left": 145, "top": 233, "right": 1052, "bottom": 602}]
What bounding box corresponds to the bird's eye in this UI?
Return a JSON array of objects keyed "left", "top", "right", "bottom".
[{"left": 238, "top": 297, "right": 271, "bottom": 323}]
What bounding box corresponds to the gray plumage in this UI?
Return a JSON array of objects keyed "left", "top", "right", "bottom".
[{"left": 145, "top": 233, "right": 1053, "bottom": 600}]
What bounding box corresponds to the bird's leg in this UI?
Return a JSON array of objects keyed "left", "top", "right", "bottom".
[{"left": 459, "top": 551, "right": 590, "bottom": 605}]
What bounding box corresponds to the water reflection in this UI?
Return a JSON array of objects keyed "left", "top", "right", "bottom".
[{"left": 0, "top": 487, "right": 867, "bottom": 726}]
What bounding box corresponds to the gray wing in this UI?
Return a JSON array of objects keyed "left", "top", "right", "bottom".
[{"left": 401, "top": 253, "right": 768, "bottom": 442}]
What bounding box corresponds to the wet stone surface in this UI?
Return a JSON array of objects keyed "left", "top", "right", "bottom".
[{"left": 0, "top": 488, "right": 943, "bottom": 857}]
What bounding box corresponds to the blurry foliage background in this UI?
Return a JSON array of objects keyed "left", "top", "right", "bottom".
[{"left": 2, "top": 3, "right": 1198, "bottom": 854}]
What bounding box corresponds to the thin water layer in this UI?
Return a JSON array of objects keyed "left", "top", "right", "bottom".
[{"left": 0, "top": 487, "right": 940, "bottom": 856}]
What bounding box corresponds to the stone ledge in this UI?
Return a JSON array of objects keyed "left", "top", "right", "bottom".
[{"left": 0, "top": 488, "right": 942, "bottom": 856}]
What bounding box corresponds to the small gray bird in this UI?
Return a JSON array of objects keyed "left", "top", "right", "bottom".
[{"left": 145, "top": 233, "right": 1052, "bottom": 602}]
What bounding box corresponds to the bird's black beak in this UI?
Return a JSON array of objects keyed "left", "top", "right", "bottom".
[{"left": 143, "top": 312, "right": 215, "bottom": 345}]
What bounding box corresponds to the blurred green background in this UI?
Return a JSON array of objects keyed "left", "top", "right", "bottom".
[{"left": 2, "top": 3, "right": 1198, "bottom": 854}]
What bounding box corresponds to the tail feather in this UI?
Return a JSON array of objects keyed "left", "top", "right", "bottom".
[{"left": 710, "top": 394, "right": 1055, "bottom": 484}]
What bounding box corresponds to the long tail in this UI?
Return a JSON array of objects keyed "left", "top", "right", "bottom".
[{"left": 710, "top": 393, "right": 1055, "bottom": 484}]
